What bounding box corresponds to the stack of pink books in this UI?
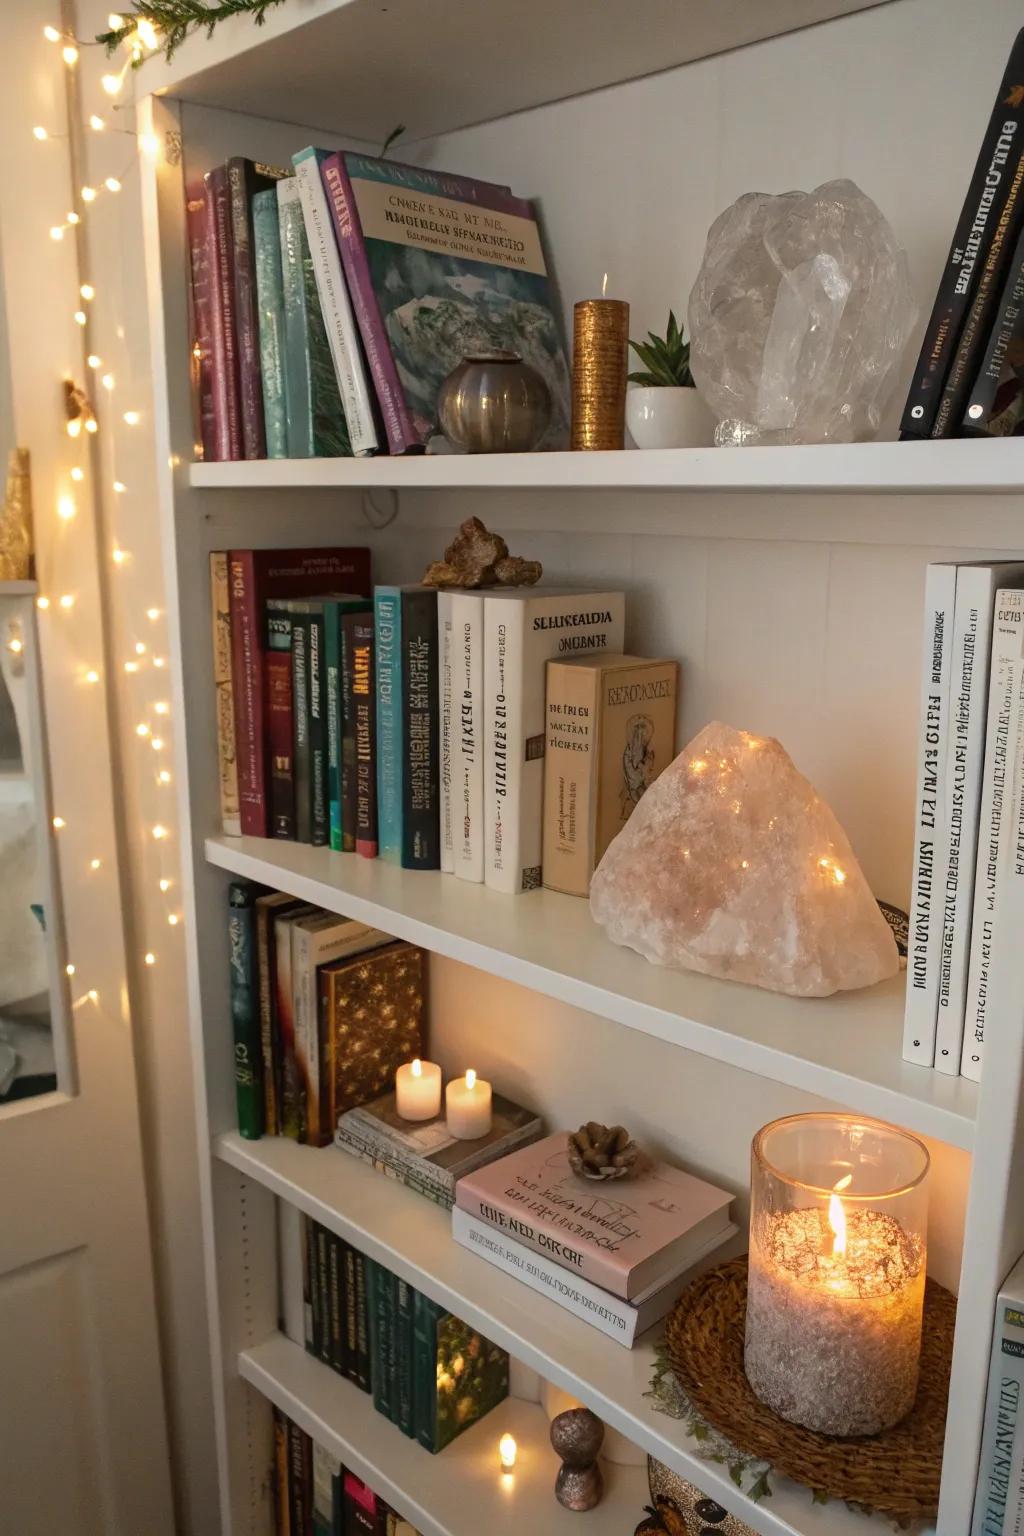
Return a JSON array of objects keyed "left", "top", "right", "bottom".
[{"left": 453, "top": 1132, "right": 735, "bottom": 1348}]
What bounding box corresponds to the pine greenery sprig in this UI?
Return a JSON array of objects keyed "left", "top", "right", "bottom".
[
  {"left": 97, "top": 0, "right": 288, "bottom": 63},
  {"left": 628, "top": 310, "right": 695, "bottom": 388}
]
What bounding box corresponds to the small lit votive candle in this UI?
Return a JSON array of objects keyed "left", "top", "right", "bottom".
[
  {"left": 498, "top": 1433, "right": 517, "bottom": 1471},
  {"left": 395, "top": 1058, "right": 442, "bottom": 1122},
  {"left": 445, "top": 1068, "right": 492, "bottom": 1140}
]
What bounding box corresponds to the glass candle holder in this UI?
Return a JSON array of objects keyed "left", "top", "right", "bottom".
[{"left": 744, "top": 1113, "right": 929, "bottom": 1437}]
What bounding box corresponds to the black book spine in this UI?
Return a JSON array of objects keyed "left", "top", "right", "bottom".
[
  {"left": 343, "top": 1243, "right": 359, "bottom": 1386},
  {"left": 327, "top": 1231, "right": 345, "bottom": 1375},
  {"left": 962, "top": 218, "right": 1024, "bottom": 432},
  {"left": 287, "top": 1420, "right": 308, "bottom": 1536},
  {"left": 315, "top": 1223, "right": 331, "bottom": 1365},
  {"left": 291, "top": 615, "right": 311, "bottom": 844},
  {"left": 399, "top": 589, "right": 439, "bottom": 870},
  {"left": 900, "top": 28, "right": 1024, "bottom": 437},
  {"left": 353, "top": 617, "right": 377, "bottom": 859},
  {"left": 933, "top": 146, "right": 1024, "bottom": 436},
  {"left": 308, "top": 608, "right": 328, "bottom": 845},
  {"left": 340, "top": 611, "right": 360, "bottom": 852},
  {"left": 354, "top": 1250, "right": 371, "bottom": 1392}
]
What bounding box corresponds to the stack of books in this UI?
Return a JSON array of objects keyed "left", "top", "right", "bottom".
[
  {"left": 271, "top": 1406, "right": 421, "bottom": 1536},
  {"left": 904, "top": 565, "right": 1024, "bottom": 1081},
  {"left": 298, "top": 1216, "right": 509, "bottom": 1453},
  {"left": 213, "top": 555, "right": 681, "bottom": 896},
  {"left": 187, "top": 150, "right": 570, "bottom": 461},
  {"left": 227, "top": 879, "right": 425, "bottom": 1142},
  {"left": 452, "top": 1132, "right": 735, "bottom": 1348},
  {"left": 901, "top": 27, "right": 1024, "bottom": 439}
]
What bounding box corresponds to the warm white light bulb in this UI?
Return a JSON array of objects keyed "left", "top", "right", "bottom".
[
  {"left": 101, "top": 374, "right": 115, "bottom": 390},
  {"left": 107, "top": 11, "right": 123, "bottom": 27},
  {"left": 159, "top": 878, "right": 170, "bottom": 892},
  {"left": 136, "top": 723, "right": 150, "bottom": 738},
  {"left": 499, "top": 1433, "right": 517, "bottom": 1471},
  {"left": 85, "top": 669, "right": 99, "bottom": 683},
  {"left": 150, "top": 736, "right": 164, "bottom": 751},
  {"left": 49, "top": 225, "right": 64, "bottom": 242},
  {"left": 79, "top": 283, "right": 94, "bottom": 301},
  {"left": 158, "top": 769, "right": 171, "bottom": 784},
  {"left": 152, "top": 824, "right": 167, "bottom": 840},
  {"left": 70, "top": 466, "right": 84, "bottom": 482},
  {"left": 65, "top": 962, "right": 76, "bottom": 976},
  {"left": 57, "top": 495, "right": 76, "bottom": 521},
  {"left": 59, "top": 594, "right": 74, "bottom": 609},
  {"left": 101, "top": 73, "right": 122, "bottom": 96},
  {"left": 154, "top": 700, "right": 169, "bottom": 714},
  {"left": 152, "top": 657, "right": 165, "bottom": 668},
  {"left": 113, "top": 480, "right": 126, "bottom": 493},
  {"left": 146, "top": 607, "right": 160, "bottom": 621},
  {"left": 105, "top": 176, "right": 121, "bottom": 193},
  {"left": 112, "top": 547, "right": 127, "bottom": 564},
  {"left": 67, "top": 211, "right": 80, "bottom": 225},
  {"left": 139, "top": 131, "right": 160, "bottom": 160},
  {"left": 89, "top": 114, "right": 105, "bottom": 131},
  {"left": 123, "top": 409, "right": 140, "bottom": 426},
  {"left": 123, "top": 661, "right": 137, "bottom": 672},
  {"left": 90, "top": 858, "right": 102, "bottom": 870},
  {"left": 136, "top": 17, "right": 159, "bottom": 48},
  {"left": 66, "top": 418, "right": 82, "bottom": 439},
  {"left": 36, "top": 597, "right": 50, "bottom": 610},
  {"left": 52, "top": 816, "right": 66, "bottom": 829},
  {"left": 80, "top": 185, "right": 96, "bottom": 202},
  {"left": 87, "top": 354, "right": 101, "bottom": 368},
  {"left": 33, "top": 126, "right": 48, "bottom": 142},
  {"left": 62, "top": 44, "right": 78, "bottom": 65},
  {"left": 168, "top": 913, "right": 180, "bottom": 927},
  {"left": 144, "top": 952, "right": 156, "bottom": 966},
  {"left": 74, "top": 310, "right": 86, "bottom": 326},
  {"left": 84, "top": 417, "right": 97, "bottom": 434},
  {"left": 7, "top": 637, "right": 23, "bottom": 654},
  {"left": 87, "top": 989, "right": 98, "bottom": 1003},
  {"left": 43, "top": 25, "right": 61, "bottom": 42},
  {"left": 135, "top": 641, "right": 146, "bottom": 655}
]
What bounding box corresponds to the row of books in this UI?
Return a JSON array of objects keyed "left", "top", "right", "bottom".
[
  {"left": 227, "top": 879, "right": 425, "bottom": 1143},
  {"left": 187, "top": 149, "right": 569, "bottom": 461},
  {"left": 214, "top": 549, "right": 678, "bottom": 895},
  {"left": 903, "top": 564, "right": 1024, "bottom": 1079},
  {"left": 901, "top": 27, "right": 1024, "bottom": 438},
  {"left": 272, "top": 1406, "right": 419, "bottom": 1536},
  {"left": 299, "top": 1216, "right": 509, "bottom": 1453}
]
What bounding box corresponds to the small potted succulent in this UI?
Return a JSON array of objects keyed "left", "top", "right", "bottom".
[{"left": 626, "top": 310, "right": 716, "bottom": 449}]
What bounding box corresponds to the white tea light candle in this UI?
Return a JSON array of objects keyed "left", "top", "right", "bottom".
[
  {"left": 498, "top": 1433, "right": 517, "bottom": 1471},
  {"left": 744, "top": 1113, "right": 929, "bottom": 1436},
  {"left": 446, "top": 1069, "right": 493, "bottom": 1140},
  {"left": 395, "top": 1058, "right": 442, "bottom": 1121}
]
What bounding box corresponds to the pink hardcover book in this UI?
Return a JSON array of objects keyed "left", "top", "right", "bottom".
[{"left": 455, "top": 1132, "right": 733, "bottom": 1300}]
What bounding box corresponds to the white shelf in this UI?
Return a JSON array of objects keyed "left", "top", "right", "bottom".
[
  {"left": 240, "top": 1334, "right": 644, "bottom": 1536},
  {"left": 0, "top": 580, "right": 37, "bottom": 595},
  {"left": 223, "top": 1133, "right": 926, "bottom": 1536},
  {"left": 188, "top": 439, "right": 1024, "bottom": 496},
  {"left": 206, "top": 835, "right": 976, "bottom": 1149},
  {"left": 138, "top": 0, "right": 895, "bottom": 144}
]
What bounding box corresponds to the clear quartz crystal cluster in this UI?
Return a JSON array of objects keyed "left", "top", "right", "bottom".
[
  {"left": 589, "top": 722, "right": 898, "bottom": 997},
  {"left": 688, "top": 179, "right": 917, "bottom": 446}
]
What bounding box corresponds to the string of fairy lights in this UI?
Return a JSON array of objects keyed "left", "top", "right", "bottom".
[{"left": 28, "top": 11, "right": 181, "bottom": 1000}]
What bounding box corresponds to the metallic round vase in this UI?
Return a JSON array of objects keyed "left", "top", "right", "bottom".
[{"left": 437, "top": 351, "right": 552, "bottom": 454}]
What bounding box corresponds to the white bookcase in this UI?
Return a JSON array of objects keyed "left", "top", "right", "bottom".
[{"left": 137, "top": 1, "right": 1024, "bottom": 1532}]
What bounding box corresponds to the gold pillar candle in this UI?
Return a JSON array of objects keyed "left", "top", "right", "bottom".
[
  {"left": 572, "top": 298, "right": 629, "bottom": 450},
  {"left": 0, "top": 448, "right": 34, "bottom": 582}
]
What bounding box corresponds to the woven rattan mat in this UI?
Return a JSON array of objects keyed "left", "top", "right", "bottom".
[{"left": 665, "top": 1257, "right": 955, "bottom": 1519}]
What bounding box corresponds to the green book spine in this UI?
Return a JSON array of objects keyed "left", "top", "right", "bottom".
[
  {"left": 227, "top": 879, "right": 263, "bottom": 1139},
  {"left": 394, "top": 1277, "right": 415, "bottom": 1438},
  {"left": 252, "top": 187, "right": 288, "bottom": 458},
  {"left": 302, "top": 1214, "right": 315, "bottom": 1355},
  {"left": 327, "top": 1232, "right": 344, "bottom": 1375},
  {"left": 308, "top": 606, "right": 328, "bottom": 846},
  {"left": 368, "top": 1260, "right": 392, "bottom": 1418},
  {"left": 314, "top": 1224, "right": 331, "bottom": 1365},
  {"left": 413, "top": 1291, "right": 445, "bottom": 1452},
  {"left": 299, "top": 213, "right": 352, "bottom": 458},
  {"left": 354, "top": 1251, "right": 371, "bottom": 1393},
  {"left": 343, "top": 1243, "right": 358, "bottom": 1386},
  {"left": 291, "top": 615, "right": 311, "bottom": 843},
  {"left": 277, "top": 177, "right": 314, "bottom": 457},
  {"left": 326, "top": 600, "right": 343, "bottom": 851}
]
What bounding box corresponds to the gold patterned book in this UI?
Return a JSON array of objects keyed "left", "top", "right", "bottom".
[
  {"left": 320, "top": 940, "right": 425, "bottom": 1134},
  {"left": 209, "top": 551, "right": 241, "bottom": 835}
]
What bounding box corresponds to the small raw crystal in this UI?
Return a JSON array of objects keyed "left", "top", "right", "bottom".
[
  {"left": 421, "top": 516, "right": 542, "bottom": 589},
  {"left": 688, "top": 179, "right": 917, "bottom": 445},
  {"left": 589, "top": 722, "right": 898, "bottom": 997}
]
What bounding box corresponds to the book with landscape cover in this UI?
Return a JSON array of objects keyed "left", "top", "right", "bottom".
[
  {"left": 903, "top": 563, "right": 958, "bottom": 1068},
  {"left": 204, "top": 165, "right": 242, "bottom": 460},
  {"left": 963, "top": 220, "right": 1024, "bottom": 435},
  {"left": 900, "top": 27, "right": 1024, "bottom": 438},
  {"left": 483, "top": 589, "right": 625, "bottom": 894},
  {"left": 276, "top": 176, "right": 351, "bottom": 458},
  {"left": 227, "top": 879, "right": 263, "bottom": 1138},
  {"left": 320, "top": 150, "right": 570, "bottom": 453},
  {"left": 414, "top": 1303, "right": 508, "bottom": 1454},
  {"left": 185, "top": 181, "right": 216, "bottom": 461},
  {"left": 456, "top": 1131, "right": 734, "bottom": 1300},
  {"left": 227, "top": 547, "right": 371, "bottom": 838},
  {"left": 319, "top": 940, "right": 424, "bottom": 1140},
  {"left": 452, "top": 1205, "right": 737, "bottom": 1348},
  {"left": 252, "top": 187, "right": 288, "bottom": 458},
  {"left": 227, "top": 157, "right": 289, "bottom": 458},
  {"left": 334, "top": 1088, "right": 542, "bottom": 1208},
  {"left": 209, "top": 552, "right": 241, "bottom": 835},
  {"left": 293, "top": 147, "right": 379, "bottom": 455},
  {"left": 543, "top": 654, "right": 678, "bottom": 898}
]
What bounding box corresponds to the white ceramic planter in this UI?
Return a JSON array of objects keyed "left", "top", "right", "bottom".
[{"left": 626, "top": 385, "right": 716, "bottom": 449}]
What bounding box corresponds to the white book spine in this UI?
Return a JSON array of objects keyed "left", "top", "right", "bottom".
[
  {"left": 483, "top": 592, "right": 625, "bottom": 895},
  {"left": 451, "top": 592, "right": 485, "bottom": 882},
  {"left": 293, "top": 154, "right": 378, "bottom": 456},
  {"left": 903, "top": 564, "right": 957, "bottom": 1066},
  {"left": 971, "top": 1271, "right": 1024, "bottom": 1534},
  {"left": 277, "top": 1198, "right": 305, "bottom": 1348},
  {"left": 438, "top": 592, "right": 455, "bottom": 874},
  {"left": 935, "top": 571, "right": 1004, "bottom": 1070},
  {"left": 962, "top": 592, "right": 1024, "bottom": 1080}
]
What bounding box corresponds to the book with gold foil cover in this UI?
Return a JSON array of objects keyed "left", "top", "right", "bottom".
[{"left": 320, "top": 939, "right": 424, "bottom": 1133}]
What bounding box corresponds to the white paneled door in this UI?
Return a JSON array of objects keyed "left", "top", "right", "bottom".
[{"left": 0, "top": 4, "right": 176, "bottom": 1534}]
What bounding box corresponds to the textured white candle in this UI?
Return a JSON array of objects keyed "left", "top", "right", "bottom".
[
  {"left": 446, "top": 1069, "right": 493, "bottom": 1140},
  {"left": 395, "top": 1058, "right": 442, "bottom": 1121}
]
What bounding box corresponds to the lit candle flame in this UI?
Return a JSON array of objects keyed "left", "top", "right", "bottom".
[
  {"left": 601, "top": 271, "right": 608, "bottom": 299},
  {"left": 829, "top": 1173, "right": 853, "bottom": 1257},
  {"left": 499, "top": 1432, "right": 517, "bottom": 1470},
  {"left": 466, "top": 1069, "right": 477, "bottom": 1091},
  {"left": 411, "top": 1057, "right": 422, "bottom": 1078}
]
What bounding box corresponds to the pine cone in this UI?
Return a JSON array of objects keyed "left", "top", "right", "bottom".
[{"left": 567, "top": 1122, "right": 646, "bottom": 1181}]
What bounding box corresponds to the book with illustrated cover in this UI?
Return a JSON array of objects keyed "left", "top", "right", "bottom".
[
  {"left": 277, "top": 176, "right": 351, "bottom": 458},
  {"left": 963, "top": 220, "right": 1024, "bottom": 435},
  {"left": 319, "top": 940, "right": 424, "bottom": 1136},
  {"left": 252, "top": 187, "right": 288, "bottom": 458},
  {"left": 414, "top": 1303, "right": 508, "bottom": 1454},
  {"left": 543, "top": 654, "right": 678, "bottom": 898},
  {"left": 320, "top": 150, "right": 569, "bottom": 453},
  {"left": 456, "top": 1131, "right": 734, "bottom": 1300}
]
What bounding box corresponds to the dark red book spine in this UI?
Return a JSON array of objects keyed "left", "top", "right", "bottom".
[
  {"left": 185, "top": 181, "right": 216, "bottom": 461},
  {"left": 265, "top": 636, "right": 295, "bottom": 839},
  {"left": 352, "top": 617, "right": 378, "bottom": 858},
  {"left": 229, "top": 551, "right": 266, "bottom": 836},
  {"left": 227, "top": 157, "right": 269, "bottom": 460},
  {"left": 206, "top": 165, "right": 242, "bottom": 460}
]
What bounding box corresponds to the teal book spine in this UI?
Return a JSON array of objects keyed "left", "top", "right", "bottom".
[
  {"left": 368, "top": 1260, "right": 393, "bottom": 1421},
  {"left": 300, "top": 210, "right": 352, "bottom": 459},
  {"left": 308, "top": 606, "right": 328, "bottom": 846},
  {"left": 326, "top": 599, "right": 343, "bottom": 851},
  {"left": 277, "top": 177, "right": 314, "bottom": 457},
  {"left": 252, "top": 187, "right": 288, "bottom": 458},
  {"left": 227, "top": 879, "right": 263, "bottom": 1139},
  {"left": 413, "top": 1290, "right": 446, "bottom": 1452},
  {"left": 394, "top": 1277, "right": 415, "bottom": 1438},
  {"left": 375, "top": 587, "right": 403, "bottom": 862},
  {"left": 292, "top": 614, "right": 311, "bottom": 843}
]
